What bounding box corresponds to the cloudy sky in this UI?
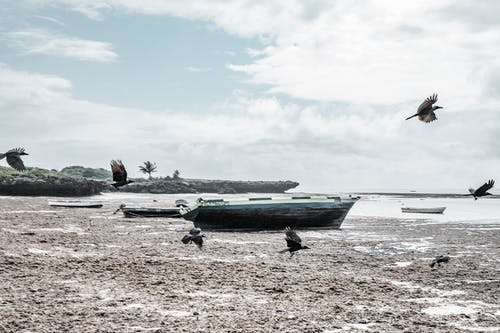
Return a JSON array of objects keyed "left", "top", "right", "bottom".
[{"left": 1, "top": 0, "right": 499, "bottom": 192}]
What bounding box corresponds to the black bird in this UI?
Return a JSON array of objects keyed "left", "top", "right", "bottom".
[
  {"left": 406, "top": 94, "right": 443, "bottom": 123},
  {"left": 110, "top": 160, "right": 134, "bottom": 189},
  {"left": 430, "top": 255, "right": 450, "bottom": 268},
  {"left": 279, "top": 227, "right": 310, "bottom": 257},
  {"left": 113, "top": 204, "right": 126, "bottom": 214},
  {"left": 469, "top": 179, "right": 494, "bottom": 200},
  {"left": 181, "top": 228, "right": 204, "bottom": 249},
  {"left": 0, "top": 147, "right": 29, "bottom": 171}
]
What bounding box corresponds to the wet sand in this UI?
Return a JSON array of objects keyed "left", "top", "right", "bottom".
[{"left": 0, "top": 196, "right": 499, "bottom": 332}]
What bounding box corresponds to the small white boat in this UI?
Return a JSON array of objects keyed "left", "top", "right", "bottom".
[
  {"left": 401, "top": 207, "right": 446, "bottom": 214},
  {"left": 48, "top": 200, "right": 103, "bottom": 208}
]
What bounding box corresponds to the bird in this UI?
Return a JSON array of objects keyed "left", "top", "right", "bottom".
[
  {"left": 406, "top": 94, "right": 443, "bottom": 123},
  {"left": 430, "top": 255, "right": 450, "bottom": 268},
  {"left": 279, "top": 227, "right": 310, "bottom": 257},
  {"left": 469, "top": 179, "right": 494, "bottom": 200},
  {"left": 110, "top": 160, "right": 134, "bottom": 189},
  {"left": 181, "top": 227, "right": 205, "bottom": 249},
  {"left": 113, "top": 204, "right": 126, "bottom": 214},
  {"left": 0, "top": 147, "right": 29, "bottom": 171}
]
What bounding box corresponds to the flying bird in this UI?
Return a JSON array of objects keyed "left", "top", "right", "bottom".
[
  {"left": 0, "top": 147, "right": 29, "bottom": 171},
  {"left": 406, "top": 94, "right": 443, "bottom": 123},
  {"left": 430, "top": 255, "right": 450, "bottom": 268},
  {"left": 110, "top": 160, "right": 134, "bottom": 189},
  {"left": 279, "top": 227, "right": 310, "bottom": 257},
  {"left": 181, "top": 227, "right": 205, "bottom": 249},
  {"left": 469, "top": 179, "right": 494, "bottom": 200}
]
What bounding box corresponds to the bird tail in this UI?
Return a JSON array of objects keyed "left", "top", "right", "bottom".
[
  {"left": 0, "top": 153, "right": 5, "bottom": 160},
  {"left": 405, "top": 114, "right": 418, "bottom": 120},
  {"left": 181, "top": 235, "right": 191, "bottom": 244},
  {"left": 278, "top": 248, "right": 290, "bottom": 254}
]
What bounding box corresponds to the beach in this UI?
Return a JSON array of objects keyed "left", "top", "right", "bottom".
[{"left": 0, "top": 193, "right": 499, "bottom": 332}]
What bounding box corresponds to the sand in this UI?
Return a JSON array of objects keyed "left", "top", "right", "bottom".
[{"left": 0, "top": 196, "right": 499, "bottom": 332}]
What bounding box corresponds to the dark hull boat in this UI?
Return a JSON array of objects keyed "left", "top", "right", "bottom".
[
  {"left": 121, "top": 207, "right": 181, "bottom": 218},
  {"left": 181, "top": 196, "right": 359, "bottom": 230},
  {"left": 401, "top": 207, "right": 446, "bottom": 214},
  {"left": 48, "top": 200, "right": 103, "bottom": 208}
]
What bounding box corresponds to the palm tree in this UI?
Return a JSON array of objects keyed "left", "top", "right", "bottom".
[{"left": 138, "top": 161, "right": 157, "bottom": 179}]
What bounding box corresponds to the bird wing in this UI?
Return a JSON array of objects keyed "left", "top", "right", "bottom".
[
  {"left": 468, "top": 188, "right": 475, "bottom": 195},
  {"left": 192, "top": 235, "right": 203, "bottom": 249},
  {"left": 6, "top": 155, "right": 26, "bottom": 171},
  {"left": 474, "top": 179, "right": 494, "bottom": 195},
  {"left": 181, "top": 235, "right": 192, "bottom": 244},
  {"left": 417, "top": 94, "right": 438, "bottom": 113},
  {"left": 189, "top": 228, "right": 201, "bottom": 235},
  {"left": 285, "top": 227, "right": 302, "bottom": 247},
  {"left": 7, "top": 147, "right": 26, "bottom": 155},
  {"left": 110, "top": 160, "right": 126, "bottom": 182},
  {"left": 418, "top": 111, "right": 437, "bottom": 123}
]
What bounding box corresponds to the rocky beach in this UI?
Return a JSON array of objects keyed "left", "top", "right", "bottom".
[{"left": 0, "top": 193, "right": 499, "bottom": 332}]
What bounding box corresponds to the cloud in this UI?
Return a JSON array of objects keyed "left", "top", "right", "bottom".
[
  {"left": 71, "top": 2, "right": 113, "bottom": 21},
  {"left": 185, "top": 66, "right": 212, "bottom": 73},
  {"left": 24, "top": 0, "right": 500, "bottom": 106},
  {"left": 3, "top": 29, "right": 118, "bottom": 62},
  {"left": 33, "top": 15, "right": 65, "bottom": 26},
  {"left": 1, "top": 63, "right": 498, "bottom": 191}
]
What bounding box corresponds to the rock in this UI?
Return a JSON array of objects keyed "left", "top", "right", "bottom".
[
  {"left": 117, "top": 178, "right": 299, "bottom": 194},
  {"left": 0, "top": 174, "right": 105, "bottom": 197}
]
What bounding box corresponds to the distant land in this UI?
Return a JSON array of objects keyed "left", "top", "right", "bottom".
[{"left": 0, "top": 166, "right": 299, "bottom": 197}]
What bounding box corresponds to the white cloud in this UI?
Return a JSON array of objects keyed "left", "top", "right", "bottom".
[
  {"left": 2, "top": 1, "right": 500, "bottom": 191},
  {"left": 1, "top": 63, "right": 498, "bottom": 191},
  {"left": 185, "top": 66, "right": 212, "bottom": 73},
  {"left": 33, "top": 15, "right": 65, "bottom": 26},
  {"left": 4, "top": 29, "right": 117, "bottom": 62},
  {"left": 26, "top": 0, "right": 500, "bottom": 106}
]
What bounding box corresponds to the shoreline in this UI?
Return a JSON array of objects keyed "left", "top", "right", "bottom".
[{"left": 0, "top": 196, "right": 498, "bottom": 331}]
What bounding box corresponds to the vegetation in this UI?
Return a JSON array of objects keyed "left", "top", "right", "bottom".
[
  {"left": 60, "top": 166, "right": 112, "bottom": 179},
  {"left": 0, "top": 166, "right": 59, "bottom": 177},
  {"left": 173, "top": 169, "right": 181, "bottom": 179},
  {"left": 138, "top": 161, "right": 157, "bottom": 179}
]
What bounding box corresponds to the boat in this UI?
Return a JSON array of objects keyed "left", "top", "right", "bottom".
[
  {"left": 401, "top": 207, "right": 446, "bottom": 214},
  {"left": 121, "top": 207, "right": 181, "bottom": 218},
  {"left": 48, "top": 200, "right": 103, "bottom": 208},
  {"left": 180, "top": 196, "right": 360, "bottom": 230}
]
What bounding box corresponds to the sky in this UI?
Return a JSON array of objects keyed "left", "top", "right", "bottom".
[{"left": 0, "top": 0, "right": 499, "bottom": 193}]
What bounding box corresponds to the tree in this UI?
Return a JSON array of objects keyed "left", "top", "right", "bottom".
[
  {"left": 138, "top": 161, "right": 157, "bottom": 179},
  {"left": 173, "top": 169, "right": 180, "bottom": 179}
]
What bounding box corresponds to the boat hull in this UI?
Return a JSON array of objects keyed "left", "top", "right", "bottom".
[
  {"left": 48, "top": 201, "right": 103, "bottom": 208},
  {"left": 122, "top": 207, "right": 181, "bottom": 218},
  {"left": 181, "top": 197, "right": 359, "bottom": 230},
  {"left": 401, "top": 207, "right": 446, "bottom": 214}
]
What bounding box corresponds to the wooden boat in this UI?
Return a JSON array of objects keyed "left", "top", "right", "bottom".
[
  {"left": 180, "top": 196, "right": 360, "bottom": 230},
  {"left": 48, "top": 200, "right": 103, "bottom": 208},
  {"left": 121, "top": 207, "right": 181, "bottom": 218},
  {"left": 401, "top": 207, "right": 446, "bottom": 214}
]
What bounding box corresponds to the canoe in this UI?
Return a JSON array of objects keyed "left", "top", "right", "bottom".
[
  {"left": 401, "top": 207, "right": 446, "bottom": 214},
  {"left": 121, "top": 207, "right": 181, "bottom": 218},
  {"left": 180, "top": 196, "right": 360, "bottom": 230},
  {"left": 48, "top": 201, "right": 103, "bottom": 208}
]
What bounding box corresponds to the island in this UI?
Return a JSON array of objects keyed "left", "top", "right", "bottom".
[{"left": 0, "top": 166, "right": 299, "bottom": 197}]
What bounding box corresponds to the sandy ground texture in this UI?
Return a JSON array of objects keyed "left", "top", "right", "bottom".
[{"left": 0, "top": 196, "right": 499, "bottom": 332}]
